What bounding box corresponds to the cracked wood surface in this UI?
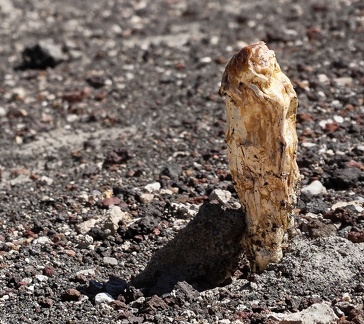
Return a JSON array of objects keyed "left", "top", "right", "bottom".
[{"left": 220, "top": 41, "right": 300, "bottom": 271}]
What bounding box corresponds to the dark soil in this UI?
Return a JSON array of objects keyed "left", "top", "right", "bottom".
[{"left": 0, "top": 0, "right": 363, "bottom": 323}]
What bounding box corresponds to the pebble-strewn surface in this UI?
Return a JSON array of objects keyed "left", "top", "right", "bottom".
[{"left": 0, "top": 0, "right": 363, "bottom": 323}]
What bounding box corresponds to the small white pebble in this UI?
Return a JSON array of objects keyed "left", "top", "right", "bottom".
[
  {"left": 0, "top": 106, "right": 6, "bottom": 117},
  {"left": 318, "top": 74, "right": 329, "bottom": 84},
  {"left": 27, "top": 285, "right": 35, "bottom": 292},
  {"left": 209, "top": 189, "right": 232, "bottom": 204},
  {"left": 331, "top": 100, "right": 342, "bottom": 109},
  {"left": 333, "top": 115, "right": 344, "bottom": 123},
  {"left": 219, "top": 320, "right": 231, "bottom": 324},
  {"left": 35, "top": 275, "right": 48, "bottom": 282},
  {"left": 317, "top": 91, "right": 326, "bottom": 98},
  {"left": 94, "top": 293, "right": 114, "bottom": 304},
  {"left": 301, "top": 180, "right": 327, "bottom": 196},
  {"left": 66, "top": 114, "right": 78, "bottom": 123},
  {"left": 250, "top": 282, "right": 258, "bottom": 289},
  {"left": 199, "top": 57, "right": 212, "bottom": 64},
  {"left": 319, "top": 119, "right": 333, "bottom": 129},
  {"left": 210, "top": 36, "right": 219, "bottom": 45},
  {"left": 342, "top": 293, "right": 351, "bottom": 302},
  {"left": 144, "top": 182, "right": 161, "bottom": 192},
  {"left": 33, "top": 236, "right": 51, "bottom": 245},
  {"left": 302, "top": 142, "right": 316, "bottom": 148},
  {"left": 160, "top": 188, "right": 173, "bottom": 195},
  {"left": 139, "top": 193, "right": 154, "bottom": 204}
]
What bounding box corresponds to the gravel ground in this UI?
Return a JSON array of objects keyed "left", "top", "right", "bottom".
[{"left": 0, "top": 0, "right": 363, "bottom": 323}]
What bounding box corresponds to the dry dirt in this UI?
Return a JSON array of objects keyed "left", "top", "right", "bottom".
[{"left": 0, "top": 0, "right": 363, "bottom": 323}]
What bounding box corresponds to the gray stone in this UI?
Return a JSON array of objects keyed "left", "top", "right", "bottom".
[
  {"left": 38, "top": 176, "right": 54, "bottom": 186},
  {"left": 144, "top": 182, "right": 161, "bottom": 192},
  {"left": 219, "top": 320, "right": 231, "bottom": 324},
  {"left": 301, "top": 180, "right": 326, "bottom": 196},
  {"left": 317, "top": 74, "right": 329, "bottom": 84},
  {"left": 0, "top": 295, "right": 10, "bottom": 301},
  {"left": 21, "top": 278, "right": 32, "bottom": 285},
  {"left": 75, "top": 269, "right": 96, "bottom": 277},
  {"left": 75, "top": 234, "right": 93, "bottom": 249},
  {"left": 199, "top": 56, "right": 212, "bottom": 64},
  {"left": 333, "top": 115, "right": 344, "bottom": 123},
  {"left": 250, "top": 282, "right": 258, "bottom": 290},
  {"left": 76, "top": 207, "right": 131, "bottom": 235},
  {"left": 331, "top": 201, "right": 363, "bottom": 213},
  {"left": 209, "top": 189, "right": 232, "bottom": 204},
  {"left": 76, "top": 218, "right": 99, "bottom": 235},
  {"left": 101, "top": 206, "right": 131, "bottom": 235},
  {"left": 139, "top": 193, "right": 154, "bottom": 204},
  {"left": 35, "top": 275, "right": 48, "bottom": 282},
  {"left": 330, "top": 168, "right": 363, "bottom": 190},
  {"left": 0, "top": 106, "right": 6, "bottom": 117},
  {"left": 173, "top": 281, "right": 200, "bottom": 301},
  {"left": 269, "top": 303, "right": 338, "bottom": 323},
  {"left": 33, "top": 236, "right": 51, "bottom": 245},
  {"left": 10, "top": 174, "right": 32, "bottom": 187},
  {"left": 103, "top": 257, "right": 118, "bottom": 266},
  {"left": 302, "top": 142, "right": 316, "bottom": 148},
  {"left": 66, "top": 114, "right": 78, "bottom": 123},
  {"left": 170, "top": 202, "right": 198, "bottom": 219},
  {"left": 0, "top": 0, "right": 20, "bottom": 15},
  {"left": 94, "top": 292, "right": 114, "bottom": 304},
  {"left": 333, "top": 77, "right": 353, "bottom": 87}
]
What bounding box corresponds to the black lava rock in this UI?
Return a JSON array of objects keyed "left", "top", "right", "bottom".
[
  {"left": 327, "top": 168, "right": 364, "bottom": 190},
  {"left": 18, "top": 40, "right": 65, "bottom": 70}
]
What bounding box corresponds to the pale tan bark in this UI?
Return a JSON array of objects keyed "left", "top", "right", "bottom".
[{"left": 219, "top": 41, "right": 300, "bottom": 271}]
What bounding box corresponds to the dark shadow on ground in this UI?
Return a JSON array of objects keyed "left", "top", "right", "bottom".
[{"left": 129, "top": 200, "right": 246, "bottom": 296}]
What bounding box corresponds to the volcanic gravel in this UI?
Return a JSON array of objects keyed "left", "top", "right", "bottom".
[{"left": 0, "top": 0, "right": 363, "bottom": 323}]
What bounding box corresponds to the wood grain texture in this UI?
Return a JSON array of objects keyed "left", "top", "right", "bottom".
[{"left": 219, "top": 41, "right": 300, "bottom": 271}]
